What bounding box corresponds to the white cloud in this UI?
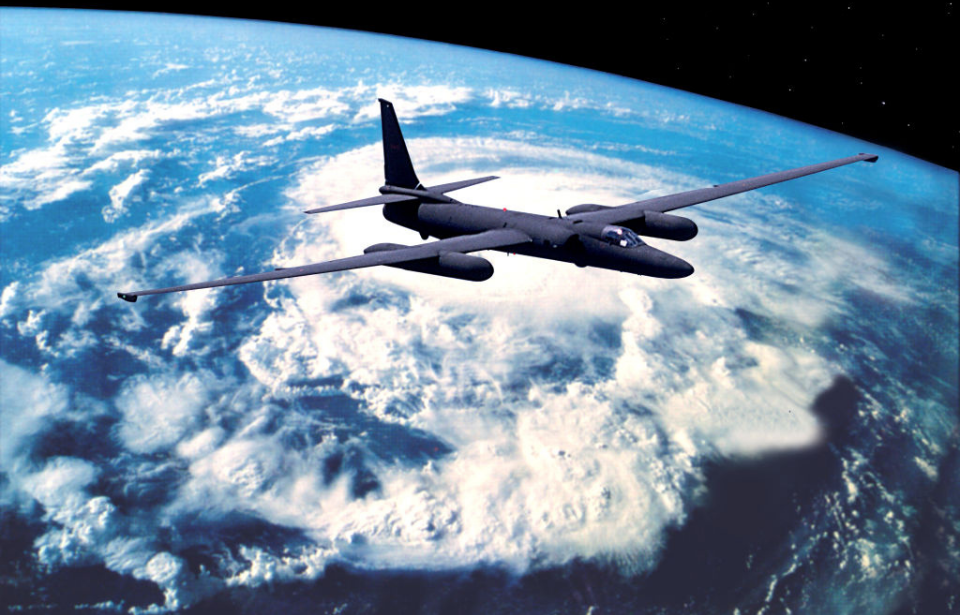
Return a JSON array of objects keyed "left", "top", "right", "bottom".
[
  {"left": 157, "top": 251, "right": 224, "bottom": 356},
  {"left": 551, "top": 91, "right": 590, "bottom": 112},
  {"left": 31, "top": 198, "right": 217, "bottom": 308},
  {"left": 4, "top": 132, "right": 913, "bottom": 593},
  {"left": 115, "top": 372, "right": 210, "bottom": 454},
  {"left": 0, "top": 359, "right": 222, "bottom": 611},
  {"left": 175, "top": 427, "right": 226, "bottom": 460},
  {"left": 0, "top": 81, "right": 476, "bottom": 219},
  {"left": 233, "top": 123, "right": 284, "bottom": 138},
  {"left": 104, "top": 169, "right": 149, "bottom": 222},
  {"left": 262, "top": 86, "right": 350, "bottom": 124},
  {"left": 25, "top": 458, "right": 217, "bottom": 611},
  {"left": 197, "top": 151, "right": 274, "bottom": 186},
  {"left": 90, "top": 98, "right": 241, "bottom": 153},
  {"left": 43, "top": 105, "right": 110, "bottom": 143},
  {"left": 0, "top": 281, "right": 20, "bottom": 318},
  {"left": 0, "top": 142, "right": 92, "bottom": 213},
  {"left": 152, "top": 63, "right": 190, "bottom": 78},
  {"left": 83, "top": 149, "right": 164, "bottom": 175},
  {"left": 15, "top": 309, "right": 46, "bottom": 337},
  {"left": 0, "top": 361, "right": 70, "bottom": 473},
  {"left": 0, "top": 197, "right": 227, "bottom": 368},
  {"left": 0, "top": 103, "right": 125, "bottom": 213},
  {"left": 2, "top": 79, "right": 936, "bottom": 608},
  {"left": 262, "top": 124, "right": 335, "bottom": 147},
  {"left": 225, "top": 544, "right": 334, "bottom": 588},
  {"left": 352, "top": 84, "right": 473, "bottom": 122},
  {"left": 211, "top": 135, "right": 913, "bottom": 576},
  {"left": 0, "top": 102, "right": 128, "bottom": 212},
  {"left": 484, "top": 88, "right": 534, "bottom": 109}
]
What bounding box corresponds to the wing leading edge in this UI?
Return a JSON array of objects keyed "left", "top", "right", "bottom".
[
  {"left": 569, "top": 153, "right": 879, "bottom": 226},
  {"left": 117, "top": 228, "right": 531, "bottom": 302}
]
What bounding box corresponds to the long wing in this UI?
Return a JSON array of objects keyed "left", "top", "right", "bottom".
[
  {"left": 569, "top": 153, "right": 878, "bottom": 225},
  {"left": 118, "top": 228, "right": 531, "bottom": 302}
]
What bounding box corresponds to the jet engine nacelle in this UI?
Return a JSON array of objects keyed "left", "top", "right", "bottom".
[
  {"left": 364, "top": 243, "right": 493, "bottom": 281},
  {"left": 564, "top": 206, "right": 697, "bottom": 241},
  {"left": 565, "top": 203, "right": 610, "bottom": 216},
  {"left": 631, "top": 211, "right": 698, "bottom": 241}
]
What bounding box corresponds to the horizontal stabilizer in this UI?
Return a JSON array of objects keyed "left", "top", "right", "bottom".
[
  {"left": 426, "top": 176, "right": 499, "bottom": 194},
  {"left": 305, "top": 193, "right": 415, "bottom": 214},
  {"left": 305, "top": 176, "right": 498, "bottom": 215}
]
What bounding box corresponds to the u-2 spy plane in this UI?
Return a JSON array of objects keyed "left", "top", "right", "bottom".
[{"left": 118, "top": 99, "right": 877, "bottom": 302}]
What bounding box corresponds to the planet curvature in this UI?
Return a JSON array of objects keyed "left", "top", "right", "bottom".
[{"left": 1, "top": 9, "right": 957, "bottom": 614}]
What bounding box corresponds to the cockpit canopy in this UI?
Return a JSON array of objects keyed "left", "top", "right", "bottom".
[{"left": 601, "top": 225, "right": 644, "bottom": 248}]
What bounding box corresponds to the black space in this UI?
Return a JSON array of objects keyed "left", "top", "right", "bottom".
[{"left": 28, "top": 2, "right": 958, "bottom": 170}]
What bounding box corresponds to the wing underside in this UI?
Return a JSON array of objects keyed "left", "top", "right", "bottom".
[{"left": 117, "top": 229, "right": 531, "bottom": 302}]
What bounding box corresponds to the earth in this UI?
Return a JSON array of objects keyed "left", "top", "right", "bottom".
[{"left": 1, "top": 9, "right": 958, "bottom": 614}]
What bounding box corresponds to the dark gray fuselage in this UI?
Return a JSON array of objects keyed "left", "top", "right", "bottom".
[{"left": 384, "top": 201, "right": 694, "bottom": 279}]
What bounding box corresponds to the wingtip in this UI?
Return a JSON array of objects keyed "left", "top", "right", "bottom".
[
  {"left": 117, "top": 292, "right": 138, "bottom": 303},
  {"left": 859, "top": 153, "right": 879, "bottom": 163}
]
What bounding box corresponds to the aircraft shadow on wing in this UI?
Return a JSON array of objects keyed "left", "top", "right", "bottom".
[{"left": 118, "top": 99, "right": 877, "bottom": 302}]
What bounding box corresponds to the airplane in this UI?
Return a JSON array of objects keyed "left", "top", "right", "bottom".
[{"left": 117, "top": 99, "right": 878, "bottom": 302}]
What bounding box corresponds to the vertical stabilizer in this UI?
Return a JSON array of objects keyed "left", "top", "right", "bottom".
[{"left": 379, "top": 99, "right": 421, "bottom": 189}]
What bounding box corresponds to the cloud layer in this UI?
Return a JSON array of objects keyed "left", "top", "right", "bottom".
[
  {"left": 5, "top": 116, "right": 950, "bottom": 609},
  {"left": 2, "top": 15, "right": 956, "bottom": 611}
]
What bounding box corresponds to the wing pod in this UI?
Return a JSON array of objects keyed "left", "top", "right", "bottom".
[
  {"left": 364, "top": 243, "right": 493, "bottom": 281},
  {"left": 565, "top": 203, "right": 611, "bottom": 216},
  {"left": 117, "top": 229, "right": 528, "bottom": 300},
  {"left": 628, "top": 211, "right": 698, "bottom": 241},
  {"left": 566, "top": 206, "right": 696, "bottom": 240}
]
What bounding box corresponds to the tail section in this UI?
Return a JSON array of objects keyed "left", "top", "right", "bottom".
[
  {"left": 380, "top": 99, "right": 421, "bottom": 189},
  {"left": 304, "top": 99, "right": 499, "bottom": 215}
]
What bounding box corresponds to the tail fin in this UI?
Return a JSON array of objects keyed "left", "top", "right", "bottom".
[{"left": 380, "top": 99, "right": 421, "bottom": 189}]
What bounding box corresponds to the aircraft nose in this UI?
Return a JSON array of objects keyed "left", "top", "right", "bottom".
[
  {"left": 676, "top": 261, "right": 694, "bottom": 278},
  {"left": 664, "top": 257, "right": 694, "bottom": 278},
  {"left": 628, "top": 245, "right": 695, "bottom": 279},
  {"left": 657, "top": 253, "right": 694, "bottom": 278}
]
